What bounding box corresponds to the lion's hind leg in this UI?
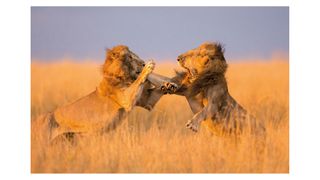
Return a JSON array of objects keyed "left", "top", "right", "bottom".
[
  {"left": 32, "top": 113, "right": 61, "bottom": 146},
  {"left": 38, "top": 112, "right": 73, "bottom": 144}
]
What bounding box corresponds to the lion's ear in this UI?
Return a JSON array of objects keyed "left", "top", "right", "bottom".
[{"left": 208, "top": 48, "right": 226, "bottom": 61}]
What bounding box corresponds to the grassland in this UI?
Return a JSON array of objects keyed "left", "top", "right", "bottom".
[{"left": 31, "top": 59, "right": 289, "bottom": 173}]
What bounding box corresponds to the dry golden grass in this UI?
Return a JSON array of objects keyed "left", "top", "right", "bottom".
[{"left": 31, "top": 59, "right": 289, "bottom": 173}]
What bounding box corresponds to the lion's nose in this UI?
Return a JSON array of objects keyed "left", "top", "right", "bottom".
[{"left": 136, "top": 70, "right": 141, "bottom": 74}]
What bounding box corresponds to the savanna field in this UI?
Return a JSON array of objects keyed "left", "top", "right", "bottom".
[{"left": 31, "top": 59, "right": 289, "bottom": 173}]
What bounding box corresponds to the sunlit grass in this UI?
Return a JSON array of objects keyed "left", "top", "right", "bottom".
[{"left": 31, "top": 59, "right": 289, "bottom": 173}]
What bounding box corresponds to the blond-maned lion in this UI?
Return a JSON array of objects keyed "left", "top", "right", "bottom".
[
  {"left": 162, "top": 42, "right": 264, "bottom": 136},
  {"left": 34, "top": 45, "right": 176, "bottom": 142}
]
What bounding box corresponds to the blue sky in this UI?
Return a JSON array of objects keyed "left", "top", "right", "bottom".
[{"left": 31, "top": 7, "right": 289, "bottom": 61}]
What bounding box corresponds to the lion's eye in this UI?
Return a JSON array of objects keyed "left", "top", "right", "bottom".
[{"left": 142, "top": 63, "right": 145, "bottom": 67}]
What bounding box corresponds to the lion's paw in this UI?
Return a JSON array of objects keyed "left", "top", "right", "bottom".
[
  {"left": 143, "top": 61, "right": 155, "bottom": 74},
  {"left": 138, "top": 61, "right": 155, "bottom": 83},
  {"left": 160, "top": 82, "right": 178, "bottom": 94},
  {"left": 186, "top": 119, "right": 199, "bottom": 132}
]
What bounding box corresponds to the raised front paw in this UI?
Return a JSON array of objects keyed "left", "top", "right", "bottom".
[
  {"left": 186, "top": 119, "right": 199, "bottom": 132},
  {"left": 160, "top": 82, "right": 178, "bottom": 94},
  {"left": 138, "top": 61, "right": 155, "bottom": 82},
  {"left": 143, "top": 61, "right": 155, "bottom": 75}
]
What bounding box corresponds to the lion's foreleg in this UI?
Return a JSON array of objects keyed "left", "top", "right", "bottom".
[
  {"left": 121, "top": 61, "right": 155, "bottom": 111},
  {"left": 147, "top": 73, "right": 171, "bottom": 87},
  {"left": 186, "top": 103, "right": 218, "bottom": 132},
  {"left": 148, "top": 73, "right": 179, "bottom": 94},
  {"left": 186, "top": 85, "right": 224, "bottom": 132},
  {"left": 102, "top": 108, "right": 127, "bottom": 133},
  {"left": 186, "top": 96, "right": 204, "bottom": 114},
  {"left": 136, "top": 73, "right": 178, "bottom": 110}
]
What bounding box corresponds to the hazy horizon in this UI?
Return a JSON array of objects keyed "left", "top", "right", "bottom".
[{"left": 31, "top": 7, "right": 289, "bottom": 62}]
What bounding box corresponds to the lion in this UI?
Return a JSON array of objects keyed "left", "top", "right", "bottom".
[
  {"left": 33, "top": 45, "right": 177, "bottom": 142},
  {"left": 161, "top": 42, "right": 265, "bottom": 136}
]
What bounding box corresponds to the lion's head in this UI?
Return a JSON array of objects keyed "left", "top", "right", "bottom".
[
  {"left": 102, "top": 45, "right": 145, "bottom": 87},
  {"left": 177, "top": 42, "right": 228, "bottom": 81}
]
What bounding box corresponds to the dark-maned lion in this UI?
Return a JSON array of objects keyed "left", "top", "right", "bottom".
[
  {"left": 34, "top": 45, "right": 176, "bottom": 142},
  {"left": 162, "top": 42, "right": 264, "bottom": 136}
]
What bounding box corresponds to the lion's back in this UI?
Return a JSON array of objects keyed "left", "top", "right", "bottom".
[{"left": 53, "top": 90, "right": 121, "bottom": 133}]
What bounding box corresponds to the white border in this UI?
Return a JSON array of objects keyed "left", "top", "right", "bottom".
[{"left": 2, "top": 0, "right": 320, "bottom": 179}]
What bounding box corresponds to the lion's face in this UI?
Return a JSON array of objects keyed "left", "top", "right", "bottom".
[
  {"left": 103, "top": 45, "right": 146, "bottom": 86},
  {"left": 177, "top": 42, "right": 227, "bottom": 79}
]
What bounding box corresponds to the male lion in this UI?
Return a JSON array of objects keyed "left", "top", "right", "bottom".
[
  {"left": 162, "top": 42, "right": 264, "bottom": 136},
  {"left": 34, "top": 45, "right": 176, "bottom": 142}
]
